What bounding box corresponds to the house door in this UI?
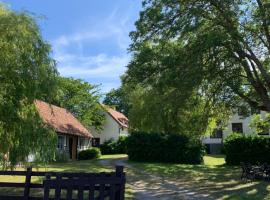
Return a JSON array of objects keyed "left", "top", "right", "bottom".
[{"left": 69, "top": 137, "right": 73, "bottom": 159}]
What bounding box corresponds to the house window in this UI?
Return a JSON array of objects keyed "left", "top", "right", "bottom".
[
  {"left": 232, "top": 123, "right": 243, "bottom": 133},
  {"left": 210, "top": 129, "right": 223, "bottom": 138},
  {"left": 92, "top": 138, "right": 100, "bottom": 147},
  {"left": 57, "top": 136, "right": 64, "bottom": 150},
  {"left": 78, "top": 138, "right": 84, "bottom": 149}
]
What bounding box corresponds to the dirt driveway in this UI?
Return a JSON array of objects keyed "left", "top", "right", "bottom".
[{"left": 98, "top": 157, "right": 212, "bottom": 200}]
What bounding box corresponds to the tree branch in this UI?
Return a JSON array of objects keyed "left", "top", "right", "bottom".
[
  {"left": 256, "top": 0, "right": 270, "bottom": 48},
  {"left": 234, "top": 89, "right": 267, "bottom": 111}
]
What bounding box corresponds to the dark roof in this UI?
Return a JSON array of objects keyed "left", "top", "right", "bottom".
[{"left": 35, "top": 100, "right": 92, "bottom": 138}]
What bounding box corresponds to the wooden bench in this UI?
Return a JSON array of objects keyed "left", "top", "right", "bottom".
[{"left": 0, "top": 166, "right": 125, "bottom": 200}]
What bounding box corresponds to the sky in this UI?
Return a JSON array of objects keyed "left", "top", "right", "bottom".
[{"left": 2, "top": 0, "right": 142, "bottom": 93}]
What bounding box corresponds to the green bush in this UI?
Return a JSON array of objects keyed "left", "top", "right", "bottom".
[
  {"left": 224, "top": 133, "right": 270, "bottom": 165},
  {"left": 126, "top": 132, "right": 204, "bottom": 164},
  {"left": 115, "top": 136, "right": 128, "bottom": 153},
  {"left": 78, "top": 148, "right": 101, "bottom": 160},
  {"left": 100, "top": 139, "right": 117, "bottom": 154},
  {"left": 100, "top": 136, "right": 128, "bottom": 155}
]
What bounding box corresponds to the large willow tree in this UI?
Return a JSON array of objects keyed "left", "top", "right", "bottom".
[
  {"left": 125, "top": 0, "right": 270, "bottom": 134},
  {"left": 0, "top": 5, "right": 58, "bottom": 168}
]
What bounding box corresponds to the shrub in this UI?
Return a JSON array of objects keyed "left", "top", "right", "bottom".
[
  {"left": 100, "top": 139, "right": 117, "bottom": 155},
  {"left": 78, "top": 148, "right": 101, "bottom": 160},
  {"left": 224, "top": 133, "right": 270, "bottom": 165},
  {"left": 115, "top": 136, "right": 128, "bottom": 154},
  {"left": 126, "top": 132, "right": 204, "bottom": 164},
  {"left": 100, "top": 136, "right": 128, "bottom": 155}
]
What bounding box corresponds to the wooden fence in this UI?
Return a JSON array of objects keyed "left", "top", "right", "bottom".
[{"left": 0, "top": 165, "right": 125, "bottom": 200}]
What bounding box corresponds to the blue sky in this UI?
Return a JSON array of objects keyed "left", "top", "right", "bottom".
[{"left": 3, "top": 0, "right": 141, "bottom": 93}]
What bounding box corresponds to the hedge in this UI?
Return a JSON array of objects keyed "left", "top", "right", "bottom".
[
  {"left": 126, "top": 132, "right": 204, "bottom": 164},
  {"left": 78, "top": 148, "right": 101, "bottom": 160},
  {"left": 224, "top": 134, "right": 270, "bottom": 165},
  {"left": 100, "top": 136, "right": 127, "bottom": 155}
]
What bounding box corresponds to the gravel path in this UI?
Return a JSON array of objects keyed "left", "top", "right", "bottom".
[{"left": 98, "top": 157, "right": 212, "bottom": 200}]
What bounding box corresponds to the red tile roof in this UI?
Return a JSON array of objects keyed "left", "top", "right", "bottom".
[
  {"left": 106, "top": 107, "right": 128, "bottom": 128},
  {"left": 35, "top": 100, "right": 92, "bottom": 138}
]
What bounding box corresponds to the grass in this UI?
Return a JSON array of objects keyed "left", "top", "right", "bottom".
[
  {"left": 2, "top": 154, "right": 270, "bottom": 199},
  {"left": 98, "top": 154, "right": 127, "bottom": 159},
  {"left": 203, "top": 154, "right": 226, "bottom": 165},
  {"left": 131, "top": 154, "right": 270, "bottom": 200},
  {"left": 0, "top": 154, "right": 133, "bottom": 199}
]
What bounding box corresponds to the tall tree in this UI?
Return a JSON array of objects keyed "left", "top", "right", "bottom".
[
  {"left": 124, "top": 41, "right": 233, "bottom": 135},
  {"left": 0, "top": 5, "right": 58, "bottom": 168},
  {"left": 103, "top": 87, "right": 130, "bottom": 117},
  {"left": 55, "top": 77, "right": 105, "bottom": 132},
  {"left": 124, "top": 0, "right": 270, "bottom": 134},
  {"left": 129, "top": 0, "right": 270, "bottom": 112},
  {"left": 127, "top": 85, "right": 213, "bottom": 135}
]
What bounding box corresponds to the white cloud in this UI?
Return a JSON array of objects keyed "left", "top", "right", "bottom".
[
  {"left": 51, "top": 7, "right": 135, "bottom": 92},
  {"left": 56, "top": 53, "right": 130, "bottom": 79}
]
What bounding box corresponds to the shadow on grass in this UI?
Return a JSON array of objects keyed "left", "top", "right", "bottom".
[{"left": 130, "top": 160, "right": 270, "bottom": 200}]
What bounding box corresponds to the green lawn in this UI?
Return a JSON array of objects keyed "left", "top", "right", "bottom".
[
  {"left": 1, "top": 154, "right": 270, "bottom": 199},
  {"left": 203, "top": 154, "right": 226, "bottom": 165},
  {"left": 131, "top": 154, "right": 270, "bottom": 200}
]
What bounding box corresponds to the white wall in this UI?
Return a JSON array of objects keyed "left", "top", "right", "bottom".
[
  {"left": 91, "top": 112, "right": 128, "bottom": 144},
  {"left": 202, "top": 111, "right": 269, "bottom": 145},
  {"left": 222, "top": 114, "right": 254, "bottom": 138},
  {"left": 202, "top": 137, "right": 222, "bottom": 144}
]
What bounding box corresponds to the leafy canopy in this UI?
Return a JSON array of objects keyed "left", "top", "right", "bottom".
[
  {"left": 0, "top": 4, "right": 58, "bottom": 168},
  {"left": 55, "top": 77, "right": 105, "bottom": 132},
  {"left": 124, "top": 0, "right": 270, "bottom": 134},
  {"left": 103, "top": 87, "right": 130, "bottom": 117}
]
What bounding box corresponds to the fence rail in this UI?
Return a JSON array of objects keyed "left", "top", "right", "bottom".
[{"left": 0, "top": 165, "right": 125, "bottom": 200}]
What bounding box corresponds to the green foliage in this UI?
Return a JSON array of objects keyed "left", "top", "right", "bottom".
[
  {"left": 116, "top": 136, "right": 128, "bottom": 154},
  {"left": 249, "top": 113, "right": 270, "bottom": 135},
  {"left": 127, "top": 132, "right": 204, "bottom": 164},
  {"left": 55, "top": 77, "right": 105, "bottom": 131},
  {"left": 125, "top": 0, "right": 270, "bottom": 136},
  {"left": 54, "top": 150, "right": 69, "bottom": 163},
  {"left": 126, "top": 84, "right": 227, "bottom": 136},
  {"left": 100, "top": 139, "right": 117, "bottom": 155},
  {"left": 224, "top": 134, "right": 270, "bottom": 165},
  {"left": 103, "top": 87, "right": 130, "bottom": 117},
  {"left": 100, "top": 136, "right": 128, "bottom": 155},
  {"left": 78, "top": 148, "right": 101, "bottom": 160},
  {"left": 0, "top": 4, "right": 58, "bottom": 168}
]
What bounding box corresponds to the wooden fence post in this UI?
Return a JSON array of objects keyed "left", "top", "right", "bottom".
[
  {"left": 55, "top": 174, "right": 62, "bottom": 200},
  {"left": 23, "top": 166, "right": 32, "bottom": 200},
  {"left": 115, "top": 166, "right": 125, "bottom": 200},
  {"left": 43, "top": 173, "right": 51, "bottom": 200}
]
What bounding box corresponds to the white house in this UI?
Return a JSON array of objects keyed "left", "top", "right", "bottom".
[
  {"left": 35, "top": 100, "right": 92, "bottom": 160},
  {"left": 202, "top": 109, "right": 269, "bottom": 154},
  {"left": 90, "top": 106, "right": 129, "bottom": 146}
]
